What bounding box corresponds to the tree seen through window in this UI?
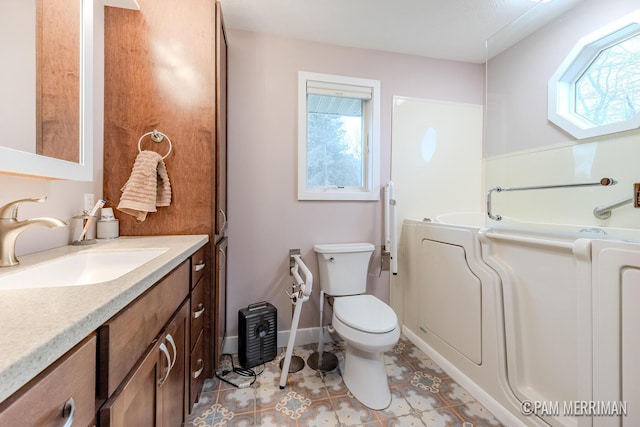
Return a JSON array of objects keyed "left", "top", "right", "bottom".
[
  {"left": 575, "top": 32, "right": 640, "bottom": 126},
  {"left": 306, "top": 95, "right": 363, "bottom": 187}
]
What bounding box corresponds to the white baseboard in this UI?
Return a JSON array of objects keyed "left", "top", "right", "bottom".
[
  {"left": 223, "top": 326, "right": 332, "bottom": 355},
  {"left": 402, "top": 326, "right": 525, "bottom": 427}
]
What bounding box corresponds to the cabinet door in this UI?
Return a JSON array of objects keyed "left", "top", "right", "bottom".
[
  {"left": 100, "top": 341, "right": 159, "bottom": 427},
  {"left": 214, "top": 0, "right": 228, "bottom": 238},
  {"left": 101, "top": 302, "right": 189, "bottom": 427},
  {"left": 159, "top": 303, "right": 188, "bottom": 427},
  {"left": 214, "top": 237, "right": 228, "bottom": 368}
]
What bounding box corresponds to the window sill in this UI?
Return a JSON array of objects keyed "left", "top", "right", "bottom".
[{"left": 298, "top": 189, "right": 380, "bottom": 201}]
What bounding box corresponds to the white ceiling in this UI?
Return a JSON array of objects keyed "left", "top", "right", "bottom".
[{"left": 218, "top": 0, "right": 579, "bottom": 64}]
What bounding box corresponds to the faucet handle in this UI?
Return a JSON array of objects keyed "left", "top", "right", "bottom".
[{"left": 0, "top": 196, "right": 47, "bottom": 220}]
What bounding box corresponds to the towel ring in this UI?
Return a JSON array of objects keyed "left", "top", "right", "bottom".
[{"left": 138, "top": 129, "right": 172, "bottom": 159}]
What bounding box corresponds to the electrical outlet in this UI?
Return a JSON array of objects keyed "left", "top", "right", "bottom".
[
  {"left": 83, "top": 193, "right": 95, "bottom": 212},
  {"left": 289, "top": 249, "right": 301, "bottom": 274}
]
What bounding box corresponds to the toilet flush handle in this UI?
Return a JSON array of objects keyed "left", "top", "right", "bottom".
[{"left": 328, "top": 257, "right": 335, "bottom": 263}]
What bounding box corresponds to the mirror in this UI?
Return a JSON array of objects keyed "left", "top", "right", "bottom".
[{"left": 0, "top": 0, "right": 93, "bottom": 181}]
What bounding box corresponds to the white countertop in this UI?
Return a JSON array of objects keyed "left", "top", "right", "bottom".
[{"left": 0, "top": 234, "right": 208, "bottom": 403}]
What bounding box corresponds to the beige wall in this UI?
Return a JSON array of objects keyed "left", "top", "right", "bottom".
[
  {"left": 226, "top": 29, "right": 484, "bottom": 336},
  {"left": 485, "top": 0, "right": 640, "bottom": 231},
  {"left": 486, "top": 0, "right": 638, "bottom": 157}
]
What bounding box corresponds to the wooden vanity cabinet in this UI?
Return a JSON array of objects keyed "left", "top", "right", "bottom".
[
  {"left": 0, "top": 245, "right": 208, "bottom": 427},
  {"left": 0, "top": 334, "right": 97, "bottom": 427}
]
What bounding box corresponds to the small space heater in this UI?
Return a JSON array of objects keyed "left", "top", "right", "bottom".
[{"left": 238, "top": 302, "right": 277, "bottom": 368}]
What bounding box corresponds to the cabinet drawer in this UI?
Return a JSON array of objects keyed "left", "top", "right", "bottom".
[
  {"left": 191, "top": 246, "right": 206, "bottom": 289},
  {"left": 189, "top": 330, "right": 205, "bottom": 411},
  {"left": 0, "top": 334, "right": 96, "bottom": 427},
  {"left": 190, "top": 277, "right": 205, "bottom": 350},
  {"left": 99, "top": 261, "right": 189, "bottom": 399}
]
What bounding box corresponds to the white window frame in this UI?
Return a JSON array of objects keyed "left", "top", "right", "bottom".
[
  {"left": 297, "top": 71, "right": 380, "bottom": 201},
  {"left": 548, "top": 10, "right": 640, "bottom": 139}
]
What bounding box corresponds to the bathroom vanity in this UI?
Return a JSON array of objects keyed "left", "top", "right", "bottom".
[{"left": 0, "top": 235, "right": 209, "bottom": 426}]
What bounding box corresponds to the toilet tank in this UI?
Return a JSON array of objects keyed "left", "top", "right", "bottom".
[{"left": 313, "top": 243, "right": 375, "bottom": 296}]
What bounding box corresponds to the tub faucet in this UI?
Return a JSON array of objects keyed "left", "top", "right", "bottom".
[{"left": 0, "top": 196, "right": 67, "bottom": 267}]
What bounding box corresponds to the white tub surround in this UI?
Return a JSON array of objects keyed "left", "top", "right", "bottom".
[
  {"left": 0, "top": 234, "right": 208, "bottom": 404},
  {"left": 389, "top": 97, "right": 484, "bottom": 325}
]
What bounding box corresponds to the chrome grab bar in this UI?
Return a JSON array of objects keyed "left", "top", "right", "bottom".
[
  {"left": 487, "top": 177, "right": 617, "bottom": 221},
  {"left": 290, "top": 254, "right": 313, "bottom": 298},
  {"left": 593, "top": 197, "right": 633, "bottom": 219}
]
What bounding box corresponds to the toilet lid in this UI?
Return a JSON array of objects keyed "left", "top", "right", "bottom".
[{"left": 333, "top": 295, "right": 397, "bottom": 334}]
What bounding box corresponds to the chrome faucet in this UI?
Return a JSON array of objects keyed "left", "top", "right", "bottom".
[{"left": 0, "top": 196, "right": 67, "bottom": 267}]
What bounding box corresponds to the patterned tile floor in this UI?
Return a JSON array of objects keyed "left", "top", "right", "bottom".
[{"left": 187, "top": 335, "right": 504, "bottom": 426}]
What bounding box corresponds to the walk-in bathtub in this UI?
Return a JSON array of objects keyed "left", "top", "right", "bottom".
[{"left": 400, "top": 213, "right": 640, "bottom": 427}]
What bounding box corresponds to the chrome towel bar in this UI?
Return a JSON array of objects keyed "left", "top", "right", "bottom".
[{"left": 487, "top": 177, "right": 617, "bottom": 221}]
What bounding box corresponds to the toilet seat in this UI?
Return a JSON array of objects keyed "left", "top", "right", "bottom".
[{"left": 333, "top": 294, "right": 397, "bottom": 334}]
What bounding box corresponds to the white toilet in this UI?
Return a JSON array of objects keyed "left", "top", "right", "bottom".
[{"left": 314, "top": 242, "right": 400, "bottom": 410}]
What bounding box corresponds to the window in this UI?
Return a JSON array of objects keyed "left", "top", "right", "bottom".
[
  {"left": 548, "top": 11, "right": 640, "bottom": 139},
  {"left": 298, "top": 72, "right": 380, "bottom": 200},
  {"left": 575, "top": 32, "right": 640, "bottom": 126}
]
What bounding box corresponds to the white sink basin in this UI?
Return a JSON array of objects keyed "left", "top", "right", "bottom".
[{"left": 0, "top": 248, "right": 168, "bottom": 290}]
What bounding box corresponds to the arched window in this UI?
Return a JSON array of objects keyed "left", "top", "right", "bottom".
[{"left": 548, "top": 11, "right": 640, "bottom": 139}]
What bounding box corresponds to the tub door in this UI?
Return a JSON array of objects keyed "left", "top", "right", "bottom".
[
  {"left": 592, "top": 240, "right": 640, "bottom": 427},
  {"left": 418, "top": 238, "right": 482, "bottom": 364},
  {"left": 480, "top": 230, "right": 593, "bottom": 427}
]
